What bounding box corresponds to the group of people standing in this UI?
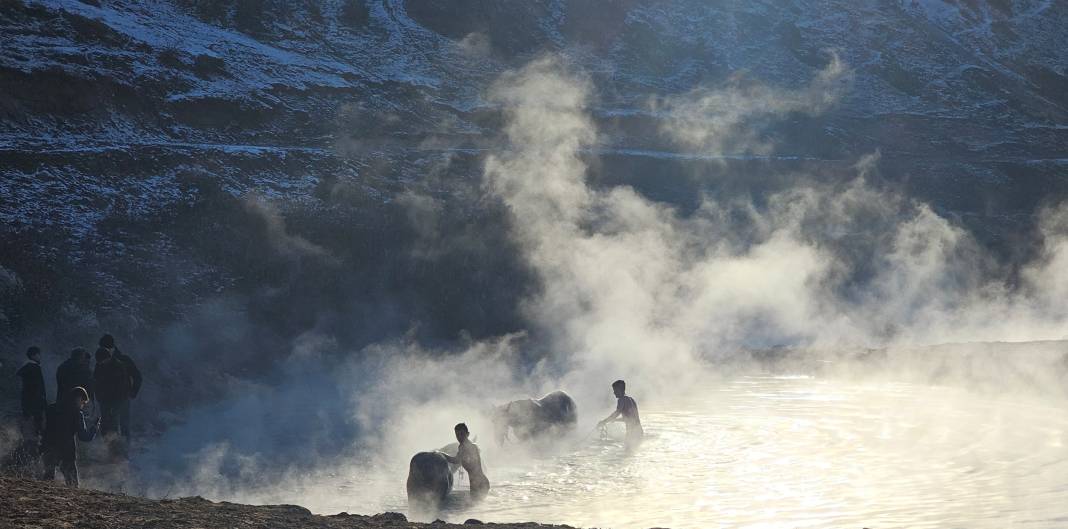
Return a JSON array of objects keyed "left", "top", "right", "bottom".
[{"left": 13, "top": 334, "right": 142, "bottom": 487}]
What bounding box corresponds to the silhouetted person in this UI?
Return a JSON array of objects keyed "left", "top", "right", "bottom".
[
  {"left": 56, "top": 347, "right": 93, "bottom": 402},
  {"left": 99, "top": 334, "right": 141, "bottom": 399},
  {"left": 40, "top": 386, "right": 99, "bottom": 487},
  {"left": 16, "top": 346, "right": 47, "bottom": 437},
  {"left": 598, "top": 379, "right": 643, "bottom": 450},
  {"left": 93, "top": 347, "right": 132, "bottom": 440},
  {"left": 442, "top": 423, "right": 490, "bottom": 501},
  {"left": 97, "top": 334, "right": 141, "bottom": 439}
]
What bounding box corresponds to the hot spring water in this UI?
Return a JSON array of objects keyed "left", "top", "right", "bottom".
[{"left": 306, "top": 375, "right": 1068, "bottom": 528}]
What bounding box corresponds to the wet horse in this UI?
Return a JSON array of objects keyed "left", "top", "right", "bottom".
[
  {"left": 406, "top": 445, "right": 459, "bottom": 514},
  {"left": 492, "top": 390, "right": 577, "bottom": 444}
]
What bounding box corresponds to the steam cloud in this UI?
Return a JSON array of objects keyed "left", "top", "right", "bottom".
[
  {"left": 243, "top": 194, "right": 337, "bottom": 263},
  {"left": 482, "top": 55, "right": 1068, "bottom": 400},
  {"left": 95, "top": 54, "right": 1068, "bottom": 511},
  {"left": 649, "top": 53, "right": 850, "bottom": 156}
]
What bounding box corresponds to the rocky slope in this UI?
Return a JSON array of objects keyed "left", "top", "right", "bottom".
[{"left": 2, "top": 0, "right": 1067, "bottom": 434}]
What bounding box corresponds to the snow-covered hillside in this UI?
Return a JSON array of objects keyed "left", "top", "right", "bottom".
[{"left": 1, "top": 0, "right": 1067, "bottom": 369}]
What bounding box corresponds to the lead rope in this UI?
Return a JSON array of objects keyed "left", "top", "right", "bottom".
[{"left": 574, "top": 423, "right": 610, "bottom": 449}]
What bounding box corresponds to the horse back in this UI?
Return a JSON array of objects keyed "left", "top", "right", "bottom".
[
  {"left": 536, "top": 390, "right": 577, "bottom": 424},
  {"left": 407, "top": 451, "right": 454, "bottom": 498}
]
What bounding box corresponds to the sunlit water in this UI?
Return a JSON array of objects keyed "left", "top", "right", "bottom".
[{"left": 312, "top": 376, "right": 1068, "bottom": 528}]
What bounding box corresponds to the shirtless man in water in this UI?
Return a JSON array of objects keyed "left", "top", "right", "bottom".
[
  {"left": 598, "top": 379, "right": 643, "bottom": 450},
  {"left": 443, "top": 423, "right": 490, "bottom": 501}
]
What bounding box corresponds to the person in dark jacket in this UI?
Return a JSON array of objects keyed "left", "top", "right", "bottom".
[
  {"left": 16, "top": 346, "right": 47, "bottom": 436},
  {"left": 40, "top": 386, "right": 99, "bottom": 487},
  {"left": 55, "top": 347, "right": 93, "bottom": 402},
  {"left": 92, "top": 347, "right": 129, "bottom": 438},
  {"left": 100, "top": 334, "right": 141, "bottom": 400},
  {"left": 95, "top": 334, "right": 140, "bottom": 439}
]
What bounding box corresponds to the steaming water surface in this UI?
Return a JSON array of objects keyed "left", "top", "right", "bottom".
[{"left": 319, "top": 376, "right": 1068, "bottom": 528}]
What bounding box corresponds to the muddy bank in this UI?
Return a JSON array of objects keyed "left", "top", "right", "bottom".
[{"left": 0, "top": 476, "right": 583, "bottom": 529}]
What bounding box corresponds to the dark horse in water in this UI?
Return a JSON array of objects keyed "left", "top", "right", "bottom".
[
  {"left": 406, "top": 445, "right": 459, "bottom": 514},
  {"left": 492, "top": 390, "right": 578, "bottom": 445}
]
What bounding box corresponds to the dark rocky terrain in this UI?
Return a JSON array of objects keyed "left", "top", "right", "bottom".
[
  {"left": 3, "top": 0, "right": 1068, "bottom": 344},
  {"left": 0, "top": 475, "right": 580, "bottom": 529}
]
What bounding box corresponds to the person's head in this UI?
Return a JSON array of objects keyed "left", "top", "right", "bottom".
[
  {"left": 71, "top": 347, "right": 88, "bottom": 363},
  {"left": 98, "top": 334, "right": 115, "bottom": 350},
  {"left": 68, "top": 386, "right": 90, "bottom": 410},
  {"left": 454, "top": 422, "right": 470, "bottom": 443},
  {"left": 612, "top": 379, "right": 626, "bottom": 398},
  {"left": 95, "top": 347, "right": 112, "bottom": 363},
  {"left": 26, "top": 346, "right": 41, "bottom": 362}
]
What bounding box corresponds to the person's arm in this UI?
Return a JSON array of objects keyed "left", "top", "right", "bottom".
[
  {"left": 91, "top": 369, "right": 100, "bottom": 403},
  {"left": 599, "top": 398, "right": 629, "bottom": 426},
  {"left": 34, "top": 367, "right": 47, "bottom": 404},
  {"left": 76, "top": 412, "right": 99, "bottom": 442},
  {"left": 118, "top": 349, "right": 143, "bottom": 398},
  {"left": 598, "top": 409, "right": 622, "bottom": 427},
  {"left": 442, "top": 442, "right": 469, "bottom": 465}
]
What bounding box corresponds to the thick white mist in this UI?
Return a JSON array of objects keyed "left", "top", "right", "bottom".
[
  {"left": 481, "top": 55, "right": 1068, "bottom": 394},
  {"left": 323, "top": 55, "right": 1068, "bottom": 525},
  {"left": 100, "top": 54, "right": 1068, "bottom": 529}
]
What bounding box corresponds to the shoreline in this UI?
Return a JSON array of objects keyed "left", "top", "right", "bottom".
[{"left": 0, "top": 476, "right": 582, "bottom": 529}]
